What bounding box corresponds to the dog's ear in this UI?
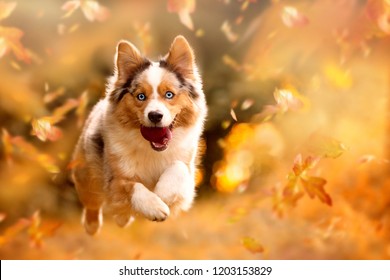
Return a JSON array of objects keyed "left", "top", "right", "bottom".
[
  {"left": 115, "top": 40, "right": 147, "bottom": 85},
  {"left": 165, "top": 36, "right": 196, "bottom": 81}
]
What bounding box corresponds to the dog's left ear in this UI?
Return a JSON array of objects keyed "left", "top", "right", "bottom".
[{"left": 165, "top": 36, "right": 196, "bottom": 81}]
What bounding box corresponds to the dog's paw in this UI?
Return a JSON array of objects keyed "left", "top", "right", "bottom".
[{"left": 132, "top": 183, "right": 170, "bottom": 222}]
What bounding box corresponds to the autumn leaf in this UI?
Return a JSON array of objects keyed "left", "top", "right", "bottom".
[
  {"left": 301, "top": 176, "right": 332, "bottom": 206},
  {"left": 43, "top": 86, "right": 65, "bottom": 104},
  {"left": 281, "top": 6, "right": 309, "bottom": 28},
  {"left": 306, "top": 133, "right": 347, "bottom": 158},
  {"left": 221, "top": 21, "right": 238, "bottom": 42},
  {"left": 230, "top": 108, "right": 238, "bottom": 121},
  {"left": 51, "top": 98, "right": 79, "bottom": 123},
  {"left": 241, "top": 98, "right": 254, "bottom": 110},
  {"left": 0, "top": 1, "right": 17, "bottom": 21},
  {"left": 31, "top": 117, "right": 63, "bottom": 142},
  {"left": 167, "top": 0, "right": 195, "bottom": 30},
  {"left": 0, "top": 26, "right": 31, "bottom": 63},
  {"left": 62, "top": 0, "right": 109, "bottom": 22},
  {"left": 241, "top": 237, "right": 264, "bottom": 254}
]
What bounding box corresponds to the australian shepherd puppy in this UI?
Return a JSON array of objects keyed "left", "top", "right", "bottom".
[{"left": 72, "top": 36, "right": 207, "bottom": 235}]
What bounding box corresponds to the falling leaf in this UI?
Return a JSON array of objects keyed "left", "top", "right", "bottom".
[
  {"left": 273, "top": 88, "right": 305, "bottom": 113},
  {"left": 0, "top": 1, "right": 17, "bottom": 21},
  {"left": 62, "top": 0, "right": 109, "bottom": 22},
  {"left": 241, "top": 98, "right": 254, "bottom": 110},
  {"left": 167, "top": 0, "right": 195, "bottom": 30},
  {"left": 281, "top": 6, "right": 309, "bottom": 28},
  {"left": 31, "top": 117, "right": 63, "bottom": 142},
  {"left": 221, "top": 21, "right": 238, "bottom": 42},
  {"left": 81, "top": 0, "right": 109, "bottom": 22},
  {"left": 230, "top": 108, "right": 238, "bottom": 121},
  {"left": 306, "top": 133, "right": 347, "bottom": 158},
  {"left": 222, "top": 55, "right": 241, "bottom": 71},
  {"left": 301, "top": 177, "right": 332, "bottom": 206},
  {"left": 241, "top": 237, "right": 264, "bottom": 254},
  {"left": 0, "top": 26, "right": 31, "bottom": 63}
]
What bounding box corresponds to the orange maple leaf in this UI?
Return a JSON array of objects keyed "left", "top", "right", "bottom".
[
  {"left": 28, "top": 211, "right": 62, "bottom": 248},
  {"left": 241, "top": 237, "right": 264, "bottom": 254},
  {"left": 62, "top": 0, "right": 110, "bottom": 22},
  {"left": 301, "top": 177, "right": 332, "bottom": 206}
]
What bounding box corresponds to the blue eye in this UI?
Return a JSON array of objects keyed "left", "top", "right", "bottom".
[
  {"left": 165, "top": 91, "right": 175, "bottom": 99},
  {"left": 137, "top": 93, "right": 146, "bottom": 101}
]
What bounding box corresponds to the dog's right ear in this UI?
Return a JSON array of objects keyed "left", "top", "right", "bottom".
[{"left": 115, "top": 40, "right": 146, "bottom": 86}]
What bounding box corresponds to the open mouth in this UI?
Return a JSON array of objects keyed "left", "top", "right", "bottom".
[{"left": 140, "top": 125, "right": 173, "bottom": 152}]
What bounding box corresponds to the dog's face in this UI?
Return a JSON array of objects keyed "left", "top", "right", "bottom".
[{"left": 108, "top": 36, "right": 203, "bottom": 152}]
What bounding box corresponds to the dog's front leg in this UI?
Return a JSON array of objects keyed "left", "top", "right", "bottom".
[
  {"left": 154, "top": 160, "right": 195, "bottom": 215},
  {"left": 107, "top": 178, "right": 170, "bottom": 226}
]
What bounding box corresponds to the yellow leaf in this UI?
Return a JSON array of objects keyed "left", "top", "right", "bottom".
[{"left": 241, "top": 237, "right": 264, "bottom": 254}]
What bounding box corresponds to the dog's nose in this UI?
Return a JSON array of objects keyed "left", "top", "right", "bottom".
[{"left": 148, "top": 111, "right": 163, "bottom": 123}]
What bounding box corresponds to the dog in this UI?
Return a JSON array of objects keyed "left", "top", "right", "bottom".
[{"left": 71, "top": 36, "right": 207, "bottom": 235}]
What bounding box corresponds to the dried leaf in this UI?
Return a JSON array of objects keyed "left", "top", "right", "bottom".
[
  {"left": 221, "top": 21, "right": 238, "bottom": 42},
  {"left": 80, "top": 0, "right": 110, "bottom": 22},
  {"left": 273, "top": 88, "right": 304, "bottom": 113},
  {"left": 31, "top": 117, "right": 63, "bottom": 142},
  {"left": 301, "top": 176, "right": 332, "bottom": 206},
  {"left": 0, "top": 1, "right": 17, "bottom": 21},
  {"left": 281, "top": 6, "right": 309, "bottom": 28},
  {"left": 306, "top": 133, "right": 347, "bottom": 158},
  {"left": 0, "top": 26, "right": 31, "bottom": 63},
  {"left": 230, "top": 108, "right": 238, "bottom": 121},
  {"left": 167, "top": 0, "right": 195, "bottom": 30},
  {"left": 52, "top": 98, "right": 79, "bottom": 123},
  {"left": 241, "top": 98, "right": 254, "bottom": 110},
  {"left": 62, "top": 0, "right": 109, "bottom": 22},
  {"left": 241, "top": 237, "right": 264, "bottom": 254}
]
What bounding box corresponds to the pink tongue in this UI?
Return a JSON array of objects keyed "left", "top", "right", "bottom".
[{"left": 140, "top": 126, "right": 172, "bottom": 145}]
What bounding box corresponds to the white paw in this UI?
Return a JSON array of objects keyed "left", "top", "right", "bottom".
[{"left": 131, "top": 183, "right": 170, "bottom": 222}]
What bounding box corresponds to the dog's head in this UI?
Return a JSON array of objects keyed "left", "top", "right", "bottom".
[{"left": 107, "top": 36, "right": 205, "bottom": 152}]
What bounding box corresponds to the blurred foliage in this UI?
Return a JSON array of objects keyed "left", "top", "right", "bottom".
[{"left": 0, "top": 0, "right": 390, "bottom": 259}]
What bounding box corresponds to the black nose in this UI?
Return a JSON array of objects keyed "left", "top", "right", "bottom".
[{"left": 148, "top": 111, "right": 163, "bottom": 123}]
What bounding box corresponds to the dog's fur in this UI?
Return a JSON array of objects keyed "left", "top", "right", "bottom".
[{"left": 71, "top": 36, "right": 207, "bottom": 235}]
